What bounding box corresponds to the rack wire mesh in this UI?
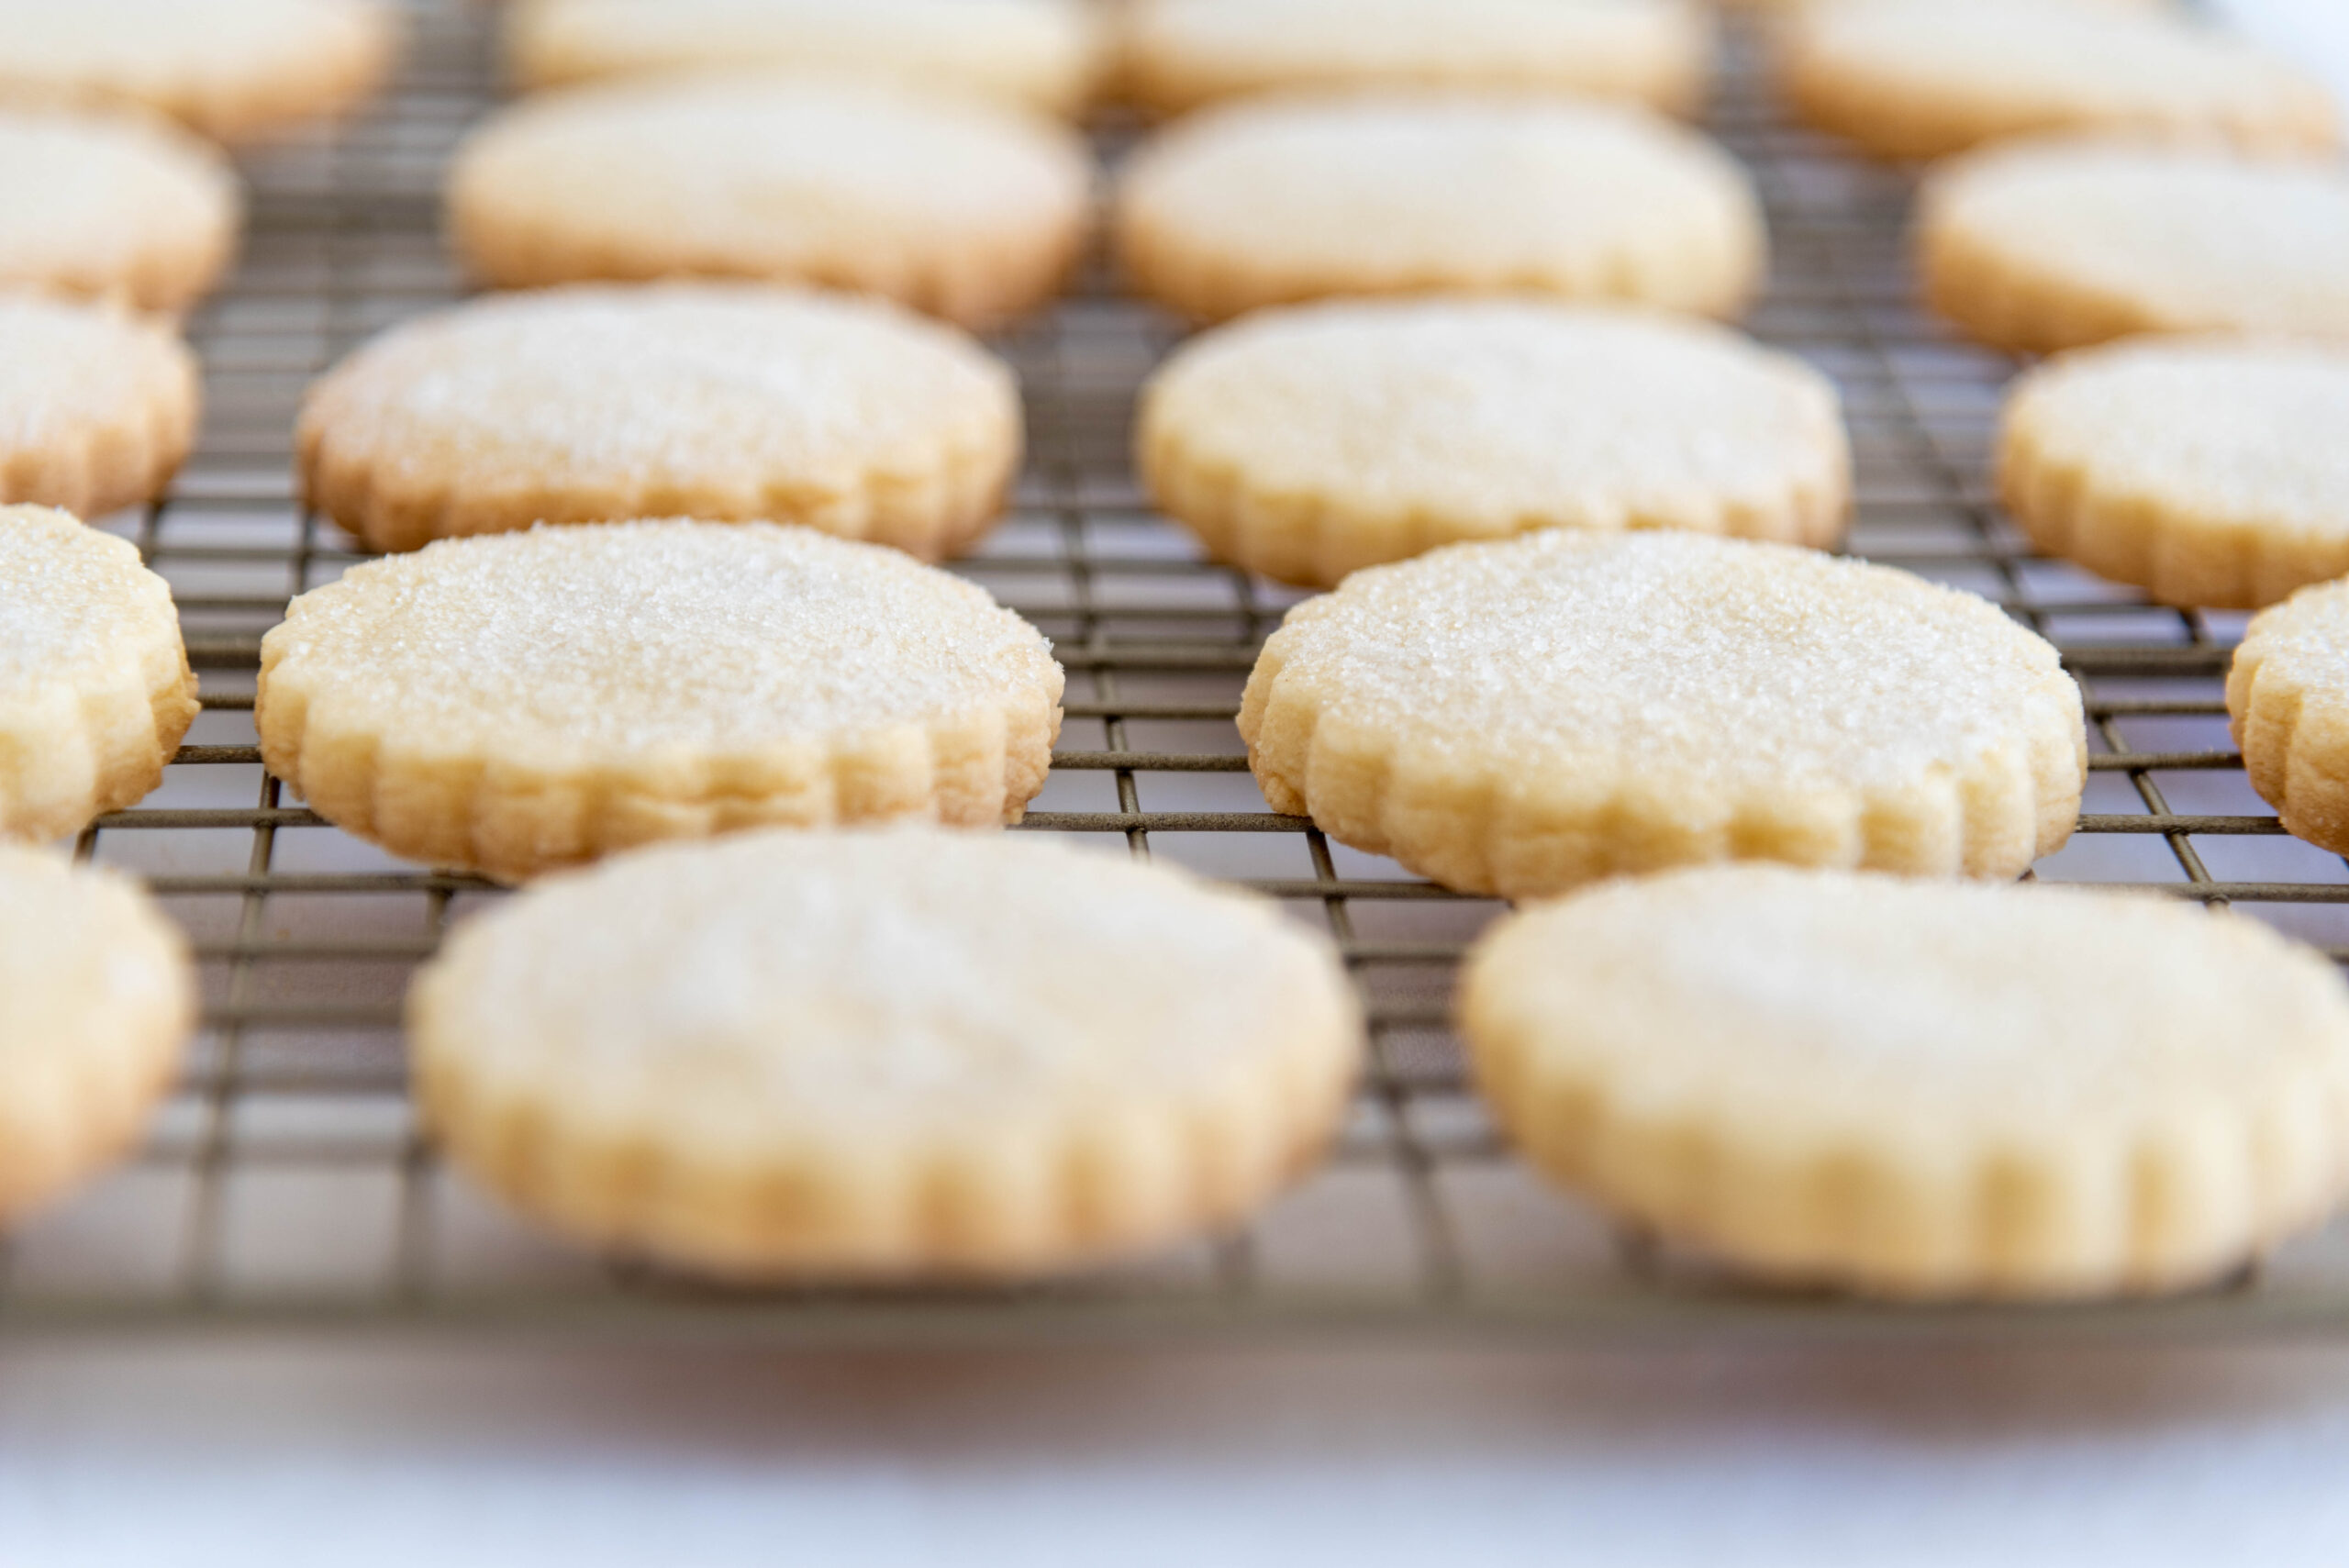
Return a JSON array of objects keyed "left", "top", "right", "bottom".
[{"left": 11, "top": 0, "right": 2349, "bottom": 1343}]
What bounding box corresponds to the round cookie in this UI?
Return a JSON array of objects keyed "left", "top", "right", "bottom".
[
  {"left": 1239, "top": 530, "right": 2084, "bottom": 899},
  {"left": 2003, "top": 338, "right": 2349, "bottom": 611},
  {"left": 447, "top": 77, "right": 1094, "bottom": 329},
  {"left": 1462, "top": 867, "right": 2349, "bottom": 1300},
  {"left": 507, "top": 0, "right": 1106, "bottom": 117},
  {"left": 1139, "top": 298, "right": 1849, "bottom": 588},
  {"left": 0, "top": 0, "right": 399, "bottom": 145},
  {"left": 1784, "top": 0, "right": 2337, "bottom": 161},
  {"left": 1114, "top": 93, "right": 1765, "bottom": 324},
  {"left": 297, "top": 284, "right": 1021, "bottom": 558},
  {"left": 2229, "top": 580, "right": 2349, "bottom": 859},
  {"left": 0, "top": 108, "right": 239, "bottom": 313},
  {"left": 1119, "top": 0, "right": 1715, "bottom": 119},
  {"left": 0, "top": 296, "right": 199, "bottom": 519},
  {"left": 410, "top": 827, "right": 1363, "bottom": 1281},
  {"left": 0, "top": 845, "right": 193, "bottom": 1223},
  {"left": 0, "top": 506, "right": 198, "bottom": 843},
  {"left": 1920, "top": 141, "right": 2349, "bottom": 355},
  {"left": 256, "top": 520, "right": 1065, "bottom": 884}
]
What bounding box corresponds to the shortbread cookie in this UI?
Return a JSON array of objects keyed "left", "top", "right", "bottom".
[
  {"left": 1240, "top": 531, "right": 2083, "bottom": 898},
  {"left": 0, "top": 0, "right": 399, "bottom": 145},
  {"left": 1140, "top": 299, "right": 1849, "bottom": 587},
  {"left": 1464, "top": 867, "right": 2349, "bottom": 1300},
  {"left": 411, "top": 828, "right": 1360, "bottom": 1281},
  {"left": 2230, "top": 581, "right": 2349, "bottom": 858},
  {"left": 411, "top": 827, "right": 1361, "bottom": 1280},
  {"left": 0, "top": 109, "right": 239, "bottom": 312},
  {"left": 1115, "top": 94, "right": 1765, "bottom": 323},
  {"left": 0, "top": 845, "right": 193, "bottom": 1223},
  {"left": 0, "top": 507, "right": 198, "bottom": 842},
  {"left": 2003, "top": 339, "right": 2349, "bottom": 611},
  {"left": 1119, "top": 0, "right": 1714, "bottom": 118},
  {"left": 0, "top": 296, "right": 199, "bottom": 519},
  {"left": 256, "top": 521, "right": 1064, "bottom": 883},
  {"left": 1921, "top": 142, "right": 2349, "bottom": 355},
  {"left": 448, "top": 77, "right": 1093, "bottom": 329},
  {"left": 508, "top": 0, "right": 1106, "bottom": 117},
  {"left": 297, "top": 284, "right": 1020, "bottom": 558},
  {"left": 1785, "top": 0, "right": 2337, "bottom": 161}
]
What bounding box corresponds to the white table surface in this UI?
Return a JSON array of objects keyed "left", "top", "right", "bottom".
[
  {"left": 12, "top": 1338, "right": 2349, "bottom": 1565},
  {"left": 11, "top": 6, "right": 2349, "bottom": 1563}
]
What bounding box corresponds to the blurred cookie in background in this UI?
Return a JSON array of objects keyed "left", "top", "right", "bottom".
[
  {"left": 0, "top": 0, "right": 400, "bottom": 145},
  {"left": 448, "top": 76, "right": 1093, "bottom": 328},
  {"left": 507, "top": 0, "right": 1107, "bottom": 117},
  {"left": 1119, "top": 0, "right": 1714, "bottom": 119}
]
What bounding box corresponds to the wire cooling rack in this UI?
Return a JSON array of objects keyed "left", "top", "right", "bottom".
[{"left": 13, "top": 0, "right": 2349, "bottom": 1344}]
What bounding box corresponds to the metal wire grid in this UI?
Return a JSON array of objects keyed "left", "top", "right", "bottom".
[{"left": 8, "top": 0, "right": 2349, "bottom": 1342}]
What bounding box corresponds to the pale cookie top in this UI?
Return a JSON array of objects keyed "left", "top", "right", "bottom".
[
  {"left": 1117, "top": 93, "right": 1763, "bottom": 316},
  {"left": 0, "top": 0, "right": 395, "bottom": 141},
  {"left": 1471, "top": 867, "right": 2349, "bottom": 1134},
  {"left": 264, "top": 521, "right": 1061, "bottom": 762},
  {"left": 1790, "top": 0, "right": 2337, "bottom": 153},
  {"left": 0, "top": 295, "right": 194, "bottom": 460},
  {"left": 509, "top": 0, "right": 1105, "bottom": 115},
  {"left": 449, "top": 76, "right": 1091, "bottom": 278},
  {"left": 2235, "top": 578, "right": 2349, "bottom": 701},
  {"left": 2008, "top": 338, "right": 2349, "bottom": 546},
  {"left": 1263, "top": 531, "right": 2065, "bottom": 795},
  {"left": 0, "top": 108, "right": 238, "bottom": 306},
  {"left": 416, "top": 828, "right": 1355, "bottom": 1139},
  {"left": 1144, "top": 299, "right": 1844, "bottom": 534},
  {"left": 1120, "top": 0, "right": 1712, "bottom": 116},
  {"left": 0, "top": 506, "right": 184, "bottom": 706},
  {"left": 0, "top": 844, "right": 189, "bottom": 1066},
  {"left": 300, "top": 284, "right": 1016, "bottom": 518},
  {"left": 1923, "top": 143, "right": 2349, "bottom": 340}
]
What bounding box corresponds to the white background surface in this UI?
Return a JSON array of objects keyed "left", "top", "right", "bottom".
[{"left": 12, "top": 5, "right": 2349, "bottom": 1563}]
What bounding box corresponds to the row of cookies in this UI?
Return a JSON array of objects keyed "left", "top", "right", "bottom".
[
  {"left": 18, "top": 0, "right": 2349, "bottom": 1302},
  {"left": 0, "top": 0, "right": 402, "bottom": 520},
  {"left": 497, "top": 0, "right": 2312, "bottom": 140},
  {"left": 340, "top": 2, "right": 2349, "bottom": 1296},
  {"left": 499, "top": 0, "right": 1719, "bottom": 122},
  {"left": 1766, "top": 2, "right": 2349, "bottom": 617},
  {"left": 439, "top": 73, "right": 1763, "bottom": 332},
  {"left": 0, "top": 0, "right": 398, "bottom": 303},
  {"left": 20, "top": 498, "right": 2349, "bottom": 1302}
]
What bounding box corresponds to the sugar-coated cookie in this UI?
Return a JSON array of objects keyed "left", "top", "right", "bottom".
[
  {"left": 297, "top": 284, "right": 1021, "bottom": 558},
  {"left": 409, "top": 827, "right": 1363, "bottom": 1280},
  {"left": 0, "top": 844, "right": 192, "bottom": 1222},
  {"left": 1140, "top": 298, "right": 1848, "bottom": 588},
  {"left": 448, "top": 77, "right": 1093, "bottom": 329},
  {"left": 0, "top": 296, "right": 198, "bottom": 519},
  {"left": 0, "top": 0, "right": 399, "bottom": 145},
  {"left": 256, "top": 521, "right": 1064, "bottom": 883},
  {"left": 1115, "top": 93, "right": 1765, "bottom": 323},
  {"left": 2230, "top": 581, "right": 2349, "bottom": 859},
  {"left": 1784, "top": 0, "right": 2336, "bottom": 161},
  {"left": 0, "top": 506, "right": 197, "bottom": 843},
  {"left": 1920, "top": 141, "right": 2349, "bottom": 355},
  {"left": 1119, "top": 0, "right": 1714, "bottom": 119},
  {"left": 0, "top": 109, "right": 239, "bottom": 313},
  {"left": 508, "top": 0, "right": 1106, "bottom": 117},
  {"left": 2003, "top": 339, "right": 2349, "bottom": 611},
  {"left": 1464, "top": 867, "right": 2349, "bottom": 1300},
  {"left": 1240, "top": 531, "right": 2083, "bottom": 898}
]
